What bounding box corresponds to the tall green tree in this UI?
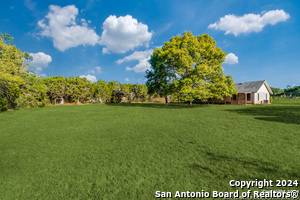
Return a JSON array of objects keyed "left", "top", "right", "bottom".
[
  {"left": 0, "top": 32, "right": 30, "bottom": 110},
  {"left": 146, "top": 32, "right": 236, "bottom": 104}
]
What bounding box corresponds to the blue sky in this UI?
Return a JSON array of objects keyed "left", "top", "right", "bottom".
[{"left": 1, "top": 0, "right": 299, "bottom": 89}]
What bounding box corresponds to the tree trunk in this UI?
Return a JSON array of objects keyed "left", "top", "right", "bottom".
[
  {"left": 165, "top": 96, "right": 169, "bottom": 104},
  {"left": 188, "top": 101, "right": 192, "bottom": 105}
]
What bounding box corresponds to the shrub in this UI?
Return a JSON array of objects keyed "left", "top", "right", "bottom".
[
  {"left": 0, "top": 95, "right": 8, "bottom": 111},
  {"left": 39, "top": 100, "right": 46, "bottom": 107},
  {"left": 30, "top": 101, "right": 36, "bottom": 107},
  {"left": 45, "top": 98, "right": 51, "bottom": 105},
  {"left": 270, "top": 96, "right": 273, "bottom": 103},
  {"left": 16, "top": 96, "right": 29, "bottom": 108}
]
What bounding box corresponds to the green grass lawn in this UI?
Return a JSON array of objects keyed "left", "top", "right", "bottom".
[{"left": 0, "top": 99, "right": 299, "bottom": 199}]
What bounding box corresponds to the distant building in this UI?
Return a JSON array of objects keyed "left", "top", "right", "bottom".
[{"left": 225, "top": 80, "right": 273, "bottom": 104}]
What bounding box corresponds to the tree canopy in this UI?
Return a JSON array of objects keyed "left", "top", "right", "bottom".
[
  {"left": 146, "top": 32, "right": 236, "bottom": 104},
  {"left": 271, "top": 87, "right": 284, "bottom": 96},
  {"left": 284, "top": 85, "right": 300, "bottom": 96},
  {"left": 0, "top": 32, "right": 155, "bottom": 112},
  {"left": 0, "top": 32, "right": 30, "bottom": 110}
]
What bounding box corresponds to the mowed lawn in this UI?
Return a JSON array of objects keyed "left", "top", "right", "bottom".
[{"left": 0, "top": 99, "right": 299, "bottom": 199}]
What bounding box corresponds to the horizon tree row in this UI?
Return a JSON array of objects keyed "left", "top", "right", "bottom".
[
  {"left": 18, "top": 75, "right": 152, "bottom": 107},
  {"left": 3, "top": 31, "right": 298, "bottom": 111},
  {"left": 0, "top": 32, "right": 154, "bottom": 111}
]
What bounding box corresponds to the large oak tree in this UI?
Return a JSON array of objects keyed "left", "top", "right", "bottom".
[{"left": 146, "top": 32, "right": 236, "bottom": 104}]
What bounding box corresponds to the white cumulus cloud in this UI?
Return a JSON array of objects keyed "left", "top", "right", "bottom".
[
  {"left": 116, "top": 49, "right": 153, "bottom": 64},
  {"left": 94, "top": 66, "right": 102, "bottom": 74},
  {"left": 117, "top": 49, "right": 154, "bottom": 73},
  {"left": 79, "top": 74, "right": 97, "bottom": 83},
  {"left": 125, "top": 59, "right": 151, "bottom": 73},
  {"left": 24, "top": 0, "right": 36, "bottom": 11},
  {"left": 224, "top": 53, "right": 239, "bottom": 65},
  {"left": 125, "top": 78, "right": 130, "bottom": 82},
  {"left": 38, "top": 5, "right": 100, "bottom": 51},
  {"left": 29, "top": 52, "right": 52, "bottom": 75},
  {"left": 87, "top": 66, "right": 102, "bottom": 74},
  {"left": 208, "top": 9, "right": 290, "bottom": 36},
  {"left": 99, "top": 15, "right": 153, "bottom": 54}
]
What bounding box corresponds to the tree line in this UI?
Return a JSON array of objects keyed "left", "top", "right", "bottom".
[
  {"left": 19, "top": 75, "right": 151, "bottom": 107},
  {"left": 271, "top": 85, "right": 300, "bottom": 97},
  {"left": 284, "top": 85, "right": 300, "bottom": 96},
  {"left": 2, "top": 31, "right": 244, "bottom": 111},
  {"left": 0, "top": 32, "right": 152, "bottom": 111}
]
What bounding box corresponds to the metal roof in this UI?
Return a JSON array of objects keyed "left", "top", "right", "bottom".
[{"left": 234, "top": 80, "right": 273, "bottom": 94}]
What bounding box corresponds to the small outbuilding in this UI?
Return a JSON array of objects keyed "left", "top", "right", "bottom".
[{"left": 225, "top": 80, "right": 273, "bottom": 104}]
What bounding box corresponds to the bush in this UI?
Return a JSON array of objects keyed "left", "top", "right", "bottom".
[
  {"left": 0, "top": 95, "right": 8, "bottom": 111},
  {"left": 39, "top": 100, "right": 46, "bottom": 107},
  {"left": 270, "top": 96, "right": 273, "bottom": 103},
  {"left": 45, "top": 98, "right": 51, "bottom": 105},
  {"left": 30, "top": 101, "right": 37, "bottom": 107},
  {"left": 16, "top": 96, "right": 29, "bottom": 108}
]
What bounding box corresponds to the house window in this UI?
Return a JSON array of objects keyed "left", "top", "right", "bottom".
[
  {"left": 247, "top": 93, "right": 251, "bottom": 101},
  {"left": 233, "top": 94, "right": 237, "bottom": 100}
]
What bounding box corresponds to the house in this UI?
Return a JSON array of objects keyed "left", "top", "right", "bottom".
[{"left": 224, "top": 80, "right": 273, "bottom": 104}]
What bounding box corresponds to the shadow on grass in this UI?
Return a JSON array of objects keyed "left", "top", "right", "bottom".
[
  {"left": 226, "top": 105, "right": 300, "bottom": 125},
  {"left": 104, "top": 102, "right": 210, "bottom": 109},
  {"left": 0, "top": 108, "right": 20, "bottom": 115},
  {"left": 190, "top": 149, "right": 299, "bottom": 180}
]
